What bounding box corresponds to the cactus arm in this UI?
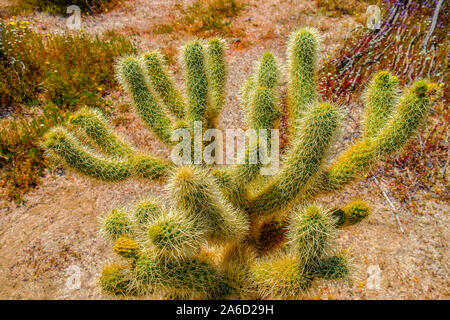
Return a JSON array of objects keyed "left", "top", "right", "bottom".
[
  {"left": 319, "top": 80, "right": 434, "bottom": 193},
  {"left": 182, "top": 41, "right": 210, "bottom": 124},
  {"left": 168, "top": 166, "right": 249, "bottom": 243},
  {"left": 131, "top": 154, "right": 172, "bottom": 180},
  {"left": 214, "top": 53, "right": 281, "bottom": 208},
  {"left": 312, "top": 255, "right": 349, "bottom": 280},
  {"left": 143, "top": 51, "right": 186, "bottom": 119},
  {"left": 373, "top": 80, "right": 433, "bottom": 155},
  {"left": 319, "top": 139, "right": 377, "bottom": 192},
  {"left": 252, "top": 205, "right": 339, "bottom": 296},
  {"left": 147, "top": 211, "right": 206, "bottom": 258},
  {"left": 44, "top": 127, "right": 171, "bottom": 182},
  {"left": 212, "top": 169, "right": 249, "bottom": 210},
  {"left": 205, "top": 38, "right": 227, "bottom": 127},
  {"left": 101, "top": 208, "right": 134, "bottom": 242},
  {"left": 135, "top": 254, "right": 231, "bottom": 298},
  {"left": 241, "top": 76, "right": 256, "bottom": 121},
  {"left": 116, "top": 56, "right": 173, "bottom": 144},
  {"left": 287, "top": 205, "right": 336, "bottom": 268},
  {"left": 251, "top": 254, "right": 313, "bottom": 299},
  {"left": 134, "top": 198, "right": 164, "bottom": 227},
  {"left": 287, "top": 28, "right": 319, "bottom": 122},
  {"left": 69, "top": 107, "right": 134, "bottom": 158},
  {"left": 363, "top": 71, "right": 399, "bottom": 138},
  {"left": 249, "top": 103, "right": 340, "bottom": 216},
  {"left": 44, "top": 127, "right": 134, "bottom": 181},
  {"left": 232, "top": 53, "right": 280, "bottom": 183},
  {"left": 248, "top": 52, "right": 280, "bottom": 130},
  {"left": 100, "top": 264, "right": 135, "bottom": 296}
]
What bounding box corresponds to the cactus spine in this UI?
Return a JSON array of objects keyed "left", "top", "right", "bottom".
[{"left": 44, "top": 28, "right": 437, "bottom": 299}]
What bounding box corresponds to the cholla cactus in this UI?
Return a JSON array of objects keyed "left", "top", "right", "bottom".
[{"left": 44, "top": 28, "right": 438, "bottom": 299}]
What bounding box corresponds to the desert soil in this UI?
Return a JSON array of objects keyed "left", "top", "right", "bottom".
[{"left": 0, "top": 0, "right": 448, "bottom": 299}]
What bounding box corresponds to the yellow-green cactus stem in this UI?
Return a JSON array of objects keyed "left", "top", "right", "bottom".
[
  {"left": 143, "top": 51, "right": 186, "bottom": 119},
  {"left": 135, "top": 254, "right": 230, "bottom": 298},
  {"left": 205, "top": 38, "right": 226, "bottom": 127},
  {"left": 221, "top": 244, "right": 255, "bottom": 299},
  {"left": 321, "top": 139, "right": 376, "bottom": 192},
  {"left": 116, "top": 56, "right": 173, "bottom": 144},
  {"left": 342, "top": 200, "right": 370, "bottom": 225},
  {"left": 168, "top": 166, "right": 249, "bottom": 243},
  {"left": 312, "top": 255, "right": 349, "bottom": 280},
  {"left": 287, "top": 28, "right": 319, "bottom": 121},
  {"left": 147, "top": 211, "right": 205, "bottom": 258},
  {"left": 183, "top": 41, "right": 209, "bottom": 124},
  {"left": 249, "top": 103, "right": 340, "bottom": 216},
  {"left": 251, "top": 254, "right": 313, "bottom": 299},
  {"left": 241, "top": 76, "right": 256, "bottom": 120},
  {"left": 100, "top": 264, "right": 134, "bottom": 295},
  {"left": 363, "top": 71, "right": 399, "bottom": 138},
  {"left": 134, "top": 199, "right": 164, "bottom": 226},
  {"left": 44, "top": 128, "right": 134, "bottom": 181},
  {"left": 321, "top": 80, "right": 434, "bottom": 193},
  {"left": 287, "top": 205, "right": 336, "bottom": 267},
  {"left": 374, "top": 80, "right": 433, "bottom": 156},
  {"left": 212, "top": 169, "right": 249, "bottom": 210},
  {"left": 131, "top": 154, "right": 171, "bottom": 180},
  {"left": 102, "top": 209, "right": 133, "bottom": 241},
  {"left": 69, "top": 107, "right": 134, "bottom": 158},
  {"left": 113, "top": 237, "right": 140, "bottom": 259}
]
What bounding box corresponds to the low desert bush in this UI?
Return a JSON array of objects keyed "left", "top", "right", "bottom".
[
  {"left": 0, "top": 103, "right": 70, "bottom": 202},
  {"left": 170, "top": 0, "right": 245, "bottom": 35},
  {"left": 0, "top": 21, "right": 136, "bottom": 201},
  {"left": 17, "top": 0, "right": 124, "bottom": 14},
  {"left": 315, "top": 0, "right": 379, "bottom": 16}
]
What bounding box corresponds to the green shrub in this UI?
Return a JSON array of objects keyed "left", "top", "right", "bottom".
[
  {"left": 0, "top": 21, "right": 136, "bottom": 201},
  {"left": 0, "top": 103, "right": 69, "bottom": 202},
  {"left": 18, "top": 0, "right": 123, "bottom": 14},
  {"left": 0, "top": 20, "right": 44, "bottom": 107}
]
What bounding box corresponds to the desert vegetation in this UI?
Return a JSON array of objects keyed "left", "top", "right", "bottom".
[{"left": 0, "top": 0, "right": 447, "bottom": 300}]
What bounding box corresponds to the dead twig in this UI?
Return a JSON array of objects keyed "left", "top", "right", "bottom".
[
  {"left": 422, "top": 0, "right": 444, "bottom": 52},
  {"left": 372, "top": 176, "right": 405, "bottom": 234}
]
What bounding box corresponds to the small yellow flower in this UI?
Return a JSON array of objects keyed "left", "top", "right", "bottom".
[
  {"left": 439, "top": 83, "right": 444, "bottom": 87},
  {"left": 46, "top": 33, "right": 51, "bottom": 37},
  {"left": 105, "top": 8, "right": 108, "bottom": 12},
  {"left": 8, "top": 21, "right": 15, "bottom": 26},
  {"left": 97, "top": 87, "right": 103, "bottom": 91},
  {"left": 363, "top": 174, "right": 368, "bottom": 178},
  {"left": 45, "top": 61, "right": 50, "bottom": 65}
]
